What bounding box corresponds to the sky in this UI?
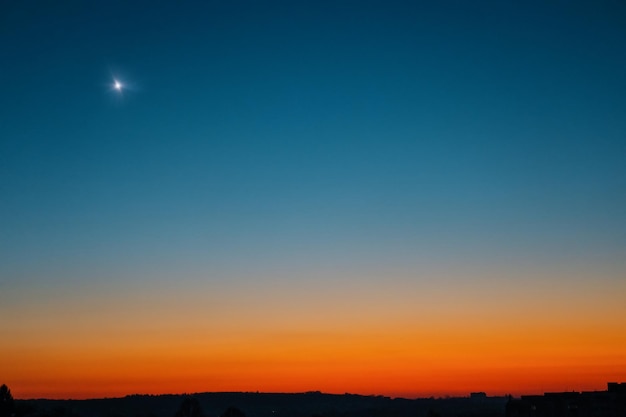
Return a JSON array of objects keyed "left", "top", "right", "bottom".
[{"left": 1, "top": 0, "right": 625, "bottom": 400}]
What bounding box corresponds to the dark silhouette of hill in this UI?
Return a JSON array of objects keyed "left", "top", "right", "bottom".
[
  {"left": 9, "top": 382, "right": 626, "bottom": 417},
  {"left": 13, "top": 391, "right": 508, "bottom": 417}
]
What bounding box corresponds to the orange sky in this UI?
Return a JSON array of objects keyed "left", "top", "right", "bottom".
[{"left": 3, "top": 267, "right": 626, "bottom": 399}]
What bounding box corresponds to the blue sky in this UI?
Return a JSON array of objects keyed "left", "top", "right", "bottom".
[{"left": 1, "top": 0, "right": 625, "bottom": 300}]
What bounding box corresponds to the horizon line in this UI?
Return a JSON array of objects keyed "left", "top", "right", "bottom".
[{"left": 14, "top": 384, "right": 620, "bottom": 402}]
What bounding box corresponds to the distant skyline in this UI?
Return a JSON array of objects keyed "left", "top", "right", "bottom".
[{"left": 1, "top": 1, "right": 625, "bottom": 399}]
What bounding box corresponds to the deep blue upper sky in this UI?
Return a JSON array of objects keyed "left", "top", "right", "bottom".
[{"left": 1, "top": 1, "right": 625, "bottom": 290}]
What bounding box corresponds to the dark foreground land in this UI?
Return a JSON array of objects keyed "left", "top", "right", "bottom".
[
  {"left": 15, "top": 392, "right": 507, "bottom": 417},
  {"left": 11, "top": 382, "right": 626, "bottom": 417}
]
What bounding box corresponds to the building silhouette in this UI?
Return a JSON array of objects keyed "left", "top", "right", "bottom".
[{"left": 506, "top": 382, "right": 626, "bottom": 417}]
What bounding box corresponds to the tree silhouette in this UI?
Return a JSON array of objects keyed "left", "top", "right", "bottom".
[
  {"left": 174, "top": 397, "right": 203, "bottom": 417},
  {"left": 220, "top": 407, "right": 245, "bottom": 417},
  {"left": 0, "top": 385, "right": 15, "bottom": 417}
]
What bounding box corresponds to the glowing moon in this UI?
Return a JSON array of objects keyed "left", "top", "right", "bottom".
[{"left": 114, "top": 80, "right": 123, "bottom": 91}]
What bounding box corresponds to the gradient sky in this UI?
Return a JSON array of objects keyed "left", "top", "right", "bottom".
[{"left": 1, "top": 0, "right": 625, "bottom": 400}]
